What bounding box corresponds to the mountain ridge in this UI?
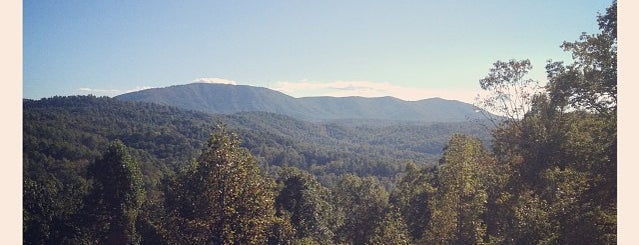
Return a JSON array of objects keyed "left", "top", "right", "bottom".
[{"left": 115, "top": 83, "right": 486, "bottom": 122}]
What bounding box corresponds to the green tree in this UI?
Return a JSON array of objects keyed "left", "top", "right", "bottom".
[
  {"left": 367, "top": 208, "right": 412, "bottom": 245},
  {"left": 486, "top": 90, "right": 615, "bottom": 244},
  {"left": 545, "top": 5, "right": 617, "bottom": 240},
  {"left": 475, "top": 2, "right": 617, "bottom": 243},
  {"left": 23, "top": 173, "right": 89, "bottom": 245},
  {"left": 422, "top": 135, "right": 493, "bottom": 245},
  {"left": 274, "top": 167, "right": 335, "bottom": 244},
  {"left": 82, "top": 140, "right": 146, "bottom": 244},
  {"left": 390, "top": 162, "right": 436, "bottom": 242},
  {"left": 507, "top": 189, "right": 555, "bottom": 244},
  {"left": 332, "top": 174, "right": 389, "bottom": 245},
  {"left": 163, "top": 125, "right": 279, "bottom": 244},
  {"left": 546, "top": 1, "right": 616, "bottom": 115}
]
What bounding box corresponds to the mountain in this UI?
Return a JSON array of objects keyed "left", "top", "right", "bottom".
[
  {"left": 24, "top": 96, "right": 492, "bottom": 187},
  {"left": 115, "top": 83, "right": 486, "bottom": 122}
]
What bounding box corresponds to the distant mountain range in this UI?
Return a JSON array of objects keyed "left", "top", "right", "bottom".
[{"left": 115, "top": 83, "right": 487, "bottom": 122}]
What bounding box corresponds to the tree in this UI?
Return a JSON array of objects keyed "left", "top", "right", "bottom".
[
  {"left": 332, "top": 174, "right": 389, "bottom": 244},
  {"left": 546, "top": 1, "right": 616, "bottom": 115},
  {"left": 23, "top": 174, "right": 87, "bottom": 244},
  {"left": 486, "top": 93, "right": 616, "bottom": 244},
  {"left": 474, "top": 2, "right": 617, "bottom": 243},
  {"left": 390, "top": 162, "right": 436, "bottom": 242},
  {"left": 476, "top": 59, "right": 541, "bottom": 126},
  {"left": 422, "top": 135, "right": 494, "bottom": 245},
  {"left": 368, "top": 208, "right": 411, "bottom": 245},
  {"left": 274, "top": 167, "right": 335, "bottom": 244},
  {"left": 163, "top": 125, "right": 279, "bottom": 244},
  {"left": 544, "top": 4, "right": 617, "bottom": 241},
  {"left": 82, "top": 140, "right": 146, "bottom": 244}
]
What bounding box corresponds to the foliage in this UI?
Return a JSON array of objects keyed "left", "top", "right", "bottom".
[
  {"left": 162, "top": 126, "right": 278, "bottom": 244},
  {"left": 476, "top": 59, "right": 541, "bottom": 126},
  {"left": 422, "top": 135, "right": 494, "bottom": 244},
  {"left": 546, "top": 1, "right": 616, "bottom": 115},
  {"left": 389, "top": 162, "right": 436, "bottom": 241},
  {"left": 22, "top": 1, "right": 616, "bottom": 243},
  {"left": 367, "top": 208, "right": 412, "bottom": 245},
  {"left": 274, "top": 167, "right": 335, "bottom": 243},
  {"left": 475, "top": 2, "right": 617, "bottom": 243},
  {"left": 23, "top": 95, "right": 492, "bottom": 188},
  {"left": 81, "top": 140, "right": 146, "bottom": 244},
  {"left": 332, "top": 174, "right": 389, "bottom": 244},
  {"left": 23, "top": 171, "right": 89, "bottom": 244}
]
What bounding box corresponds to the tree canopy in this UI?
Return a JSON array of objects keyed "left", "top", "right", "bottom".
[{"left": 23, "top": 1, "right": 616, "bottom": 244}]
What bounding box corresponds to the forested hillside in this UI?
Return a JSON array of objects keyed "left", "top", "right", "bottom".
[
  {"left": 23, "top": 95, "right": 491, "bottom": 243},
  {"left": 24, "top": 95, "right": 490, "bottom": 183},
  {"left": 23, "top": 1, "right": 616, "bottom": 244}
]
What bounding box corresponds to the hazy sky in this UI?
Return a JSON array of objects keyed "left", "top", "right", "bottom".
[{"left": 24, "top": 0, "right": 611, "bottom": 103}]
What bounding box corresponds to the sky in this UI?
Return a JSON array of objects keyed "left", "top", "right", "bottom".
[{"left": 23, "top": 0, "right": 612, "bottom": 103}]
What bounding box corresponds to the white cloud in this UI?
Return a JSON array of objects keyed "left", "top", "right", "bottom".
[
  {"left": 77, "top": 87, "right": 121, "bottom": 97},
  {"left": 124, "top": 86, "right": 155, "bottom": 93},
  {"left": 271, "top": 80, "right": 482, "bottom": 103},
  {"left": 78, "top": 87, "right": 120, "bottom": 93},
  {"left": 77, "top": 85, "right": 158, "bottom": 96},
  {"left": 192, "top": 77, "right": 237, "bottom": 85}
]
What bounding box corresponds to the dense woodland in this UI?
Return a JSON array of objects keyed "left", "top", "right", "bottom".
[{"left": 24, "top": 2, "right": 616, "bottom": 244}]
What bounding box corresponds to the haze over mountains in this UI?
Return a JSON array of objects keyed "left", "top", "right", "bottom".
[{"left": 115, "top": 83, "right": 487, "bottom": 122}]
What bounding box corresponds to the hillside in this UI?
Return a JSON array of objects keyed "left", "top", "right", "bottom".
[
  {"left": 115, "top": 83, "right": 486, "bottom": 122},
  {"left": 24, "top": 95, "right": 492, "bottom": 188},
  {"left": 23, "top": 96, "right": 493, "bottom": 243}
]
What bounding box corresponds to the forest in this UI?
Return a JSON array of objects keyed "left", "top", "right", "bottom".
[{"left": 23, "top": 2, "right": 615, "bottom": 244}]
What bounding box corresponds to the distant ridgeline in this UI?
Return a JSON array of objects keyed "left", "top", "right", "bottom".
[{"left": 115, "top": 83, "right": 489, "bottom": 122}]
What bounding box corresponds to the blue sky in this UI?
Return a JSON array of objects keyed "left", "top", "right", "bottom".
[{"left": 24, "top": 0, "right": 611, "bottom": 102}]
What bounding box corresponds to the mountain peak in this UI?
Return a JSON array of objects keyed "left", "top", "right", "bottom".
[{"left": 115, "top": 83, "right": 487, "bottom": 122}]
